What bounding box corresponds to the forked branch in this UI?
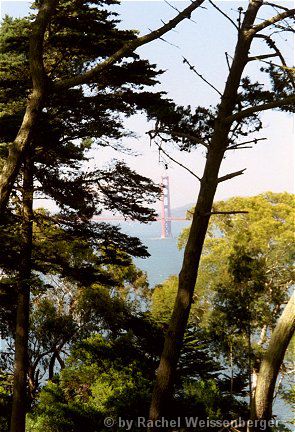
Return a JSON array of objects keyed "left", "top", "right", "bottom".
[{"left": 182, "top": 56, "right": 222, "bottom": 96}]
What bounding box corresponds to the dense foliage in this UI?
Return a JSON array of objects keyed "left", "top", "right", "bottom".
[{"left": 152, "top": 193, "right": 294, "bottom": 428}]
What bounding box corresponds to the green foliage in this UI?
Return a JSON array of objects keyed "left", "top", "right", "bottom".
[
  {"left": 178, "top": 193, "right": 294, "bottom": 335},
  {"left": 0, "top": 2, "right": 164, "bottom": 221},
  {"left": 0, "top": 374, "right": 12, "bottom": 432},
  {"left": 26, "top": 328, "right": 246, "bottom": 432},
  {"left": 182, "top": 379, "right": 222, "bottom": 419},
  {"left": 151, "top": 275, "right": 208, "bottom": 330},
  {"left": 26, "top": 379, "right": 104, "bottom": 432},
  {"left": 151, "top": 276, "right": 178, "bottom": 323},
  {"left": 153, "top": 193, "right": 295, "bottom": 416},
  {"left": 280, "top": 385, "right": 295, "bottom": 425},
  {"left": 0, "top": 209, "right": 156, "bottom": 430},
  {"left": 26, "top": 335, "right": 152, "bottom": 432}
]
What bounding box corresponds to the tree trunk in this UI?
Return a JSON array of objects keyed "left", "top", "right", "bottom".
[
  {"left": 0, "top": 0, "right": 57, "bottom": 215},
  {"left": 48, "top": 352, "right": 57, "bottom": 381},
  {"left": 10, "top": 151, "right": 33, "bottom": 432},
  {"left": 251, "top": 292, "right": 295, "bottom": 432},
  {"left": 149, "top": 1, "right": 263, "bottom": 425}
]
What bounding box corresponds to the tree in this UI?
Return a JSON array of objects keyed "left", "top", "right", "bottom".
[
  {"left": 0, "top": 0, "right": 205, "bottom": 214},
  {"left": 151, "top": 193, "right": 294, "bottom": 427},
  {"left": 148, "top": 2, "right": 295, "bottom": 424},
  {"left": 23, "top": 282, "right": 244, "bottom": 432},
  {"left": 0, "top": 208, "right": 160, "bottom": 430},
  {"left": 9, "top": 152, "right": 33, "bottom": 432}
]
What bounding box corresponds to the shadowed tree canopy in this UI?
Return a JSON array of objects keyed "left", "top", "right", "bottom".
[
  {"left": 0, "top": 0, "right": 205, "bottom": 212},
  {"left": 0, "top": 1, "right": 175, "bottom": 222}
]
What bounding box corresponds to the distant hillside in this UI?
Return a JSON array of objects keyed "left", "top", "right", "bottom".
[{"left": 171, "top": 203, "right": 194, "bottom": 218}]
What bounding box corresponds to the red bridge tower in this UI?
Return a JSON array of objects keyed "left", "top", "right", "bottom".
[{"left": 161, "top": 175, "right": 172, "bottom": 239}]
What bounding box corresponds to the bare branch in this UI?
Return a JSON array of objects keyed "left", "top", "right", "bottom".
[
  {"left": 218, "top": 168, "right": 246, "bottom": 183},
  {"left": 267, "top": 20, "right": 295, "bottom": 37},
  {"left": 182, "top": 57, "right": 222, "bottom": 96},
  {"left": 225, "top": 52, "right": 231, "bottom": 71},
  {"left": 164, "top": 0, "right": 198, "bottom": 24},
  {"left": 225, "top": 95, "right": 295, "bottom": 123},
  {"left": 250, "top": 8, "right": 295, "bottom": 35},
  {"left": 227, "top": 137, "right": 267, "bottom": 150},
  {"left": 158, "top": 36, "right": 180, "bottom": 49},
  {"left": 208, "top": 0, "right": 239, "bottom": 30},
  {"left": 164, "top": 0, "right": 180, "bottom": 14},
  {"left": 254, "top": 34, "right": 291, "bottom": 65},
  {"left": 155, "top": 142, "right": 201, "bottom": 182},
  {"left": 248, "top": 53, "right": 278, "bottom": 61},
  {"left": 54, "top": 0, "right": 205, "bottom": 89},
  {"left": 263, "top": 3, "right": 289, "bottom": 12},
  {"left": 227, "top": 146, "right": 253, "bottom": 150},
  {"left": 160, "top": 19, "right": 178, "bottom": 33},
  {"left": 206, "top": 210, "right": 249, "bottom": 216}
]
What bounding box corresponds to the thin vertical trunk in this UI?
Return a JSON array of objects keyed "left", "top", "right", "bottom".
[
  {"left": 149, "top": 1, "right": 263, "bottom": 425},
  {"left": 48, "top": 351, "right": 58, "bottom": 381},
  {"left": 230, "top": 343, "right": 233, "bottom": 397},
  {"left": 251, "top": 293, "right": 295, "bottom": 432},
  {"left": 248, "top": 323, "right": 253, "bottom": 409},
  {"left": 10, "top": 151, "right": 33, "bottom": 432}
]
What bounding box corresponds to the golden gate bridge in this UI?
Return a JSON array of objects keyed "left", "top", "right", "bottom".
[{"left": 93, "top": 175, "right": 187, "bottom": 239}]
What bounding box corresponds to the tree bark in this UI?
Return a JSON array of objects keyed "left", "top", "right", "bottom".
[
  {"left": 10, "top": 151, "right": 34, "bottom": 432},
  {"left": 251, "top": 292, "right": 295, "bottom": 432},
  {"left": 149, "top": 1, "right": 264, "bottom": 426},
  {"left": 48, "top": 351, "right": 57, "bottom": 381}
]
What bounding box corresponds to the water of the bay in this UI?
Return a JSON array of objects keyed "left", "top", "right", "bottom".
[{"left": 120, "top": 220, "right": 190, "bottom": 288}]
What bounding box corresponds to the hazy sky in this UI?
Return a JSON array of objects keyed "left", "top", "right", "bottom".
[{"left": 1, "top": 0, "right": 294, "bottom": 209}]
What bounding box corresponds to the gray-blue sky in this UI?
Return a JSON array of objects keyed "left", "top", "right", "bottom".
[{"left": 1, "top": 0, "right": 294, "bottom": 209}]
